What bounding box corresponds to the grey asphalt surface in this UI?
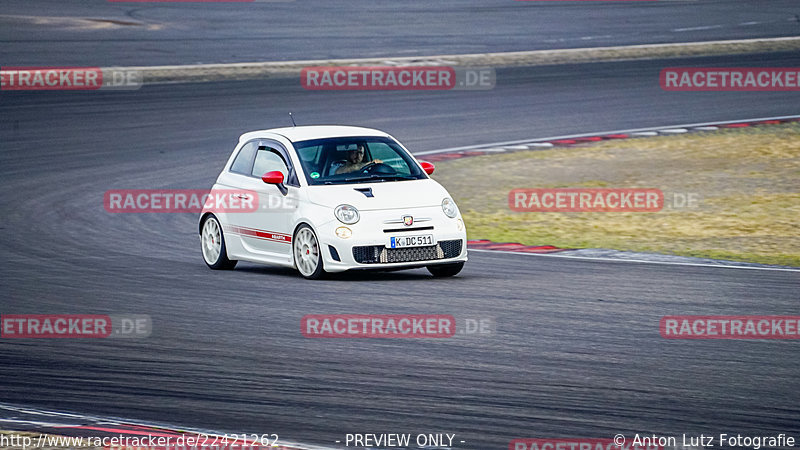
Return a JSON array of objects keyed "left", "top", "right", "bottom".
[
  {"left": 1, "top": 0, "right": 800, "bottom": 66},
  {"left": 1, "top": 49, "right": 799, "bottom": 448},
  {"left": 3, "top": 53, "right": 800, "bottom": 152}
]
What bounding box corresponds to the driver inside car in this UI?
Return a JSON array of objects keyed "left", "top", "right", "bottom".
[{"left": 335, "top": 144, "right": 382, "bottom": 174}]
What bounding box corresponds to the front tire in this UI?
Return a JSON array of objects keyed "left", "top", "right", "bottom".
[
  {"left": 293, "top": 224, "right": 325, "bottom": 279},
  {"left": 201, "top": 215, "right": 237, "bottom": 270},
  {"left": 427, "top": 261, "right": 464, "bottom": 278}
]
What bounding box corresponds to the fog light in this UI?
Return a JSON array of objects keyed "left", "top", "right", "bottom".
[
  {"left": 457, "top": 219, "right": 464, "bottom": 231},
  {"left": 335, "top": 227, "right": 352, "bottom": 239}
]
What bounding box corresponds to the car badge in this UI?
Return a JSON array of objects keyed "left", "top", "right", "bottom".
[{"left": 403, "top": 215, "right": 413, "bottom": 226}]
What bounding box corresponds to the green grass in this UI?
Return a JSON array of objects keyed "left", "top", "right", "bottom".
[{"left": 432, "top": 123, "right": 800, "bottom": 266}]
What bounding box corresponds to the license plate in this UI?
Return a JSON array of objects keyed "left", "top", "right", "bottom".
[{"left": 388, "top": 234, "right": 435, "bottom": 248}]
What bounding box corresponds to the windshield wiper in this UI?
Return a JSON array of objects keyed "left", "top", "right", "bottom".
[
  {"left": 379, "top": 174, "right": 417, "bottom": 180},
  {"left": 342, "top": 175, "right": 385, "bottom": 183},
  {"left": 342, "top": 174, "right": 417, "bottom": 183}
]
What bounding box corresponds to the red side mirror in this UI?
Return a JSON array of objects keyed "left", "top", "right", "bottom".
[
  {"left": 262, "top": 171, "right": 285, "bottom": 185},
  {"left": 420, "top": 161, "right": 435, "bottom": 175}
]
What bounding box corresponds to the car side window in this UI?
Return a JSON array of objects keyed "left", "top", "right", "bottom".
[
  {"left": 252, "top": 148, "right": 288, "bottom": 178},
  {"left": 230, "top": 142, "right": 258, "bottom": 175}
]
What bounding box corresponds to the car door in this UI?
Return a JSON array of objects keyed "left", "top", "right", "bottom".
[{"left": 227, "top": 140, "right": 299, "bottom": 259}]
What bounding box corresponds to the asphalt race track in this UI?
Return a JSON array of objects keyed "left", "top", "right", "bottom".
[
  {"left": 2, "top": 53, "right": 800, "bottom": 153},
  {"left": 2, "top": 49, "right": 800, "bottom": 448},
  {"left": 2, "top": 0, "right": 800, "bottom": 66},
  {"left": 2, "top": 0, "right": 800, "bottom": 445}
]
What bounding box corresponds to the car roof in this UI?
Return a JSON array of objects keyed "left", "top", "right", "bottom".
[{"left": 239, "top": 125, "right": 390, "bottom": 144}]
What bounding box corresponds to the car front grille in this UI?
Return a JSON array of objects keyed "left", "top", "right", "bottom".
[{"left": 352, "top": 239, "right": 463, "bottom": 264}]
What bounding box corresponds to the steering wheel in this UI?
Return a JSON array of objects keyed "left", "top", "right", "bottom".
[{"left": 360, "top": 162, "right": 395, "bottom": 174}]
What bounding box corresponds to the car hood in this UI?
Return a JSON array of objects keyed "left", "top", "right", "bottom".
[{"left": 306, "top": 179, "right": 450, "bottom": 210}]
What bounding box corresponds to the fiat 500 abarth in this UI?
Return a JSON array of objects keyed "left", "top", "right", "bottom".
[{"left": 199, "top": 125, "right": 468, "bottom": 279}]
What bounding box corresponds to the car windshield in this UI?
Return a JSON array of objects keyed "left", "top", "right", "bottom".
[{"left": 293, "top": 136, "right": 427, "bottom": 185}]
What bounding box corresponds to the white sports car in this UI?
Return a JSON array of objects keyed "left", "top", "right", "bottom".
[{"left": 199, "top": 125, "right": 468, "bottom": 279}]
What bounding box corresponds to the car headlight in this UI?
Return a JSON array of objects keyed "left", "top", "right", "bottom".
[
  {"left": 334, "top": 204, "right": 360, "bottom": 224},
  {"left": 441, "top": 197, "right": 458, "bottom": 218}
]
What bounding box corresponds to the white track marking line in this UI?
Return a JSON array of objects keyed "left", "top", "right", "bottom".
[
  {"left": 413, "top": 115, "right": 800, "bottom": 155},
  {"left": 469, "top": 249, "right": 800, "bottom": 272},
  {"left": 673, "top": 25, "right": 724, "bottom": 32}
]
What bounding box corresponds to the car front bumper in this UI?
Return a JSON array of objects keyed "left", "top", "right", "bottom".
[{"left": 316, "top": 207, "right": 468, "bottom": 272}]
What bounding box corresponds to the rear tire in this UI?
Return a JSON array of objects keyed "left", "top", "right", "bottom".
[
  {"left": 201, "top": 215, "right": 237, "bottom": 270},
  {"left": 427, "top": 261, "right": 464, "bottom": 278}
]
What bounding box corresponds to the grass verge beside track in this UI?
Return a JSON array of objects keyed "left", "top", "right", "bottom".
[{"left": 434, "top": 123, "right": 800, "bottom": 266}]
